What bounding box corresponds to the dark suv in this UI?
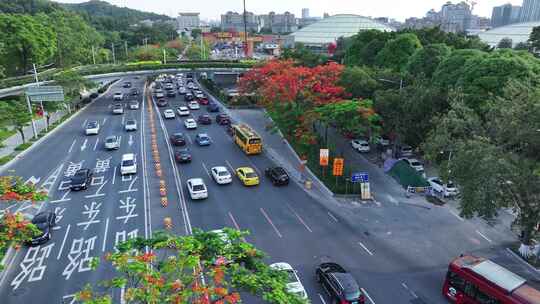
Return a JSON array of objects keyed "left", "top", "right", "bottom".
[
  {"left": 265, "top": 166, "right": 289, "bottom": 186},
  {"left": 316, "top": 262, "right": 364, "bottom": 304},
  {"left": 70, "top": 168, "right": 93, "bottom": 191}
]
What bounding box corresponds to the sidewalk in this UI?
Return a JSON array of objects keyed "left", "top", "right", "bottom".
[{"left": 0, "top": 111, "right": 65, "bottom": 158}]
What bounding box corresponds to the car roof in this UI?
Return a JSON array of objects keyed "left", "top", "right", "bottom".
[
  {"left": 186, "top": 118, "right": 195, "bottom": 122},
  {"left": 76, "top": 168, "right": 90, "bottom": 174},
  {"left": 212, "top": 166, "right": 228, "bottom": 172},
  {"left": 238, "top": 167, "right": 254, "bottom": 173},
  {"left": 122, "top": 153, "right": 135, "bottom": 160},
  {"left": 188, "top": 178, "right": 204, "bottom": 185},
  {"left": 179, "top": 106, "right": 188, "bottom": 109},
  {"left": 198, "top": 133, "right": 209, "bottom": 137},
  {"left": 331, "top": 272, "right": 360, "bottom": 294},
  {"left": 105, "top": 135, "right": 117, "bottom": 140},
  {"left": 32, "top": 212, "right": 51, "bottom": 223}
]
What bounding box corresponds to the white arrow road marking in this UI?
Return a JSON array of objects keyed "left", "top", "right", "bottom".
[
  {"left": 93, "top": 137, "right": 99, "bottom": 151},
  {"left": 24, "top": 176, "right": 41, "bottom": 186},
  {"left": 68, "top": 139, "right": 76, "bottom": 153},
  {"left": 128, "top": 135, "right": 134, "bottom": 146},
  {"left": 102, "top": 117, "right": 107, "bottom": 125},
  {"left": 81, "top": 138, "right": 88, "bottom": 151}
]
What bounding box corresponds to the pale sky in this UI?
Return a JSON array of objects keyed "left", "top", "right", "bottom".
[{"left": 57, "top": 0, "right": 524, "bottom": 22}]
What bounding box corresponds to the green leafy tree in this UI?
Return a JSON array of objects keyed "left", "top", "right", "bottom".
[
  {"left": 53, "top": 70, "right": 95, "bottom": 113},
  {"left": 424, "top": 82, "right": 540, "bottom": 257},
  {"left": 375, "top": 33, "right": 423, "bottom": 72},
  {"left": 316, "top": 99, "right": 381, "bottom": 140},
  {"left": 400, "top": 26, "right": 489, "bottom": 50},
  {"left": 281, "top": 43, "right": 329, "bottom": 67},
  {"left": 514, "top": 41, "right": 530, "bottom": 51},
  {"left": 343, "top": 30, "right": 394, "bottom": 67},
  {"left": 0, "top": 99, "right": 32, "bottom": 143},
  {"left": 77, "top": 229, "right": 306, "bottom": 304},
  {"left": 130, "top": 46, "right": 162, "bottom": 61},
  {"left": 339, "top": 66, "right": 380, "bottom": 99},
  {"left": 0, "top": 0, "right": 62, "bottom": 14},
  {"left": 0, "top": 13, "right": 57, "bottom": 76},
  {"left": 528, "top": 26, "right": 540, "bottom": 51},
  {"left": 432, "top": 49, "right": 486, "bottom": 89},
  {"left": 191, "top": 28, "right": 202, "bottom": 39},
  {"left": 497, "top": 37, "right": 513, "bottom": 49},
  {"left": 406, "top": 43, "right": 451, "bottom": 78}
]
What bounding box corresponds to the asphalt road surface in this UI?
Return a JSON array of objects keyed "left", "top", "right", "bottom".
[{"left": 0, "top": 74, "right": 533, "bottom": 304}]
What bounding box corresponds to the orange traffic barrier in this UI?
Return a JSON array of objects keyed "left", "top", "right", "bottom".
[
  {"left": 164, "top": 217, "right": 172, "bottom": 229},
  {"left": 156, "top": 169, "right": 162, "bottom": 177},
  {"left": 160, "top": 188, "right": 166, "bottom": 197},
  {"left": 153, "top": 157, "right": 160, "bottom": 164},
  {"left": 161, "top": 197, "right": 168, "bottom": 207},
  {"left": 159, "top": 180, "right": 166, "bottom": 187},
  {"left": 155, "top": 163, "right": 161, "bottom": 170}
]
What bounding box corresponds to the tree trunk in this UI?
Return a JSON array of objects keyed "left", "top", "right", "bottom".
[
  {"left": 18, "top": 128, "right": 25, "bottom": 143},
  {"left": 46, "top": 114, "right": 50, "bottom": 129}
]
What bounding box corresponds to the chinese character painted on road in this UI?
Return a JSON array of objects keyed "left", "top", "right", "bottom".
[
  {"left": 62, "top": 236, "right": 97, "bottom": 280},
  {"left": 64, "top": 161, "right": 84, "bottom": 178},
  {"left": 53, "top": 207, "right": 67, "bottom": 230},
  {"left": 116, "top": 197, "right": 138, "bottom": 224},
  {"left": 94, "top": 158, "right": 111, "bottom": 174},
  {"left": 58, "top": 180, "right": 72, "bottom": 191},
  {"left": 114, "top": 229, "right": 138, "bottom": 252},
  {"left": 76, "top": 202, "right": 101, "bottom": 230},
  {"left": 119, "top": 175, "right": 138, "bottom": 194},
  {"left": 11, "top": 243, "right": 54, "bottom": 289},
  {"left": 84, "top": 178, "right": 108, "bottom": 199}
]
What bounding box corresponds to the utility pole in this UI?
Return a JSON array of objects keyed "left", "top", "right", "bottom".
[
  {"left": 124, "top": 41, "right": 128, "bottom": 60},
  {"left": 91, "top": 45, "right": 96, "bottom": 65},
  {"left": 111, "top": 42, "right": 116, "bottom": 64},
  {"left": 163, "top": 49, "right": 167, "bottom": 64},
  {"left": 243, "top": 0, "right": 248, "bottom": 57}
]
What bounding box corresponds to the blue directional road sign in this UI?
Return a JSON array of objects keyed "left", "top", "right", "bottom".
[{"left": 352, "top": 172, "right": 369, "bottom": 183}]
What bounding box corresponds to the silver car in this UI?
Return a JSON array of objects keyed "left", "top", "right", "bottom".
[{"left": 104, "top": 135, "right": 120, "bottom": 150}]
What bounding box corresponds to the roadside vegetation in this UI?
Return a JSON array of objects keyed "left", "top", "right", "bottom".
[{"left": 239, "top": 26, "right": 540, "bottom": 256}]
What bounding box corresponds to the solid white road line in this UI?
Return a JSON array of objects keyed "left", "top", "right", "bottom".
[
  {"left": 361, "top": 288, "right": 376, "bottom": 304},
  {"left": 68, "top": 139, "right": 76, "bottom": 153},
  {"left": 93, "top": 137, "right": 99, "bottom": 151},
  {"left": 102, "top": 218, "right": 109, "bottom": 252},
  {"left": 112, "top": 166, "right": 117, "bottom": 185},
  {"left": 201, "top": 162, "right": 211, "bottom": 178},
  {"left": 82, "top": 119, "right": 88, "bottom": 128},
  {"left": 140, "top": 83, "right": 151, "bottom": 241},
  {"left": 102, "top": 117, "right": 107, "bottom": 125},
  {"left": 401, "top": 282, "right": 418, "bottom": 299},
  {"left": 260, "top": 208, "right": 283, "bottom": 238},
  {"left": 81, "top": 138, "right": 88, "bottom": 151},
  {"left": 327, "top": 211, "right": 338, "bottom": 222},
  {"left": 121, "top": 115, "right": 125, "bottom": 125},
  {"left": 476, "top": 230, "right": 492, "bottom": 243},
  {"left": 186, "top": 133, "right": 193, "bottom": 145},
  {"left": 358, "top": 241, "right": 374, "bottom": 256},
  {"left": 318, "top": 293, "right": 327, "bottom": 304},
  {"left": 225, "top": 159, "right": 235, "bottom": 173},
  {"left": 449, "top": 209, "right": 464, "bottom": 221},
  {"left": 57, "top": 224, "right": 71, "bottom": 260},
  {"left": 287, "top": 203, "right": 313, "bottom": 232},
  {"left": 228, "top": 212, "right": 241, "bottom": 230}
]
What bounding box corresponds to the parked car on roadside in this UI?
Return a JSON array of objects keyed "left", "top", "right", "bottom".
[
  {"left": 401, "top": 158, "right": 424, "bottom": 172},
  {"left": 351, "top": 139, "right": 370, "bottom": 153},
  {"left": 428, "top": 177, "right": 459, "bottom": 197}
]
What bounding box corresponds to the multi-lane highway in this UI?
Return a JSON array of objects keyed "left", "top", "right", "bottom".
[{"left": 0, "top": 73, "right": 532, "bottom": 304}]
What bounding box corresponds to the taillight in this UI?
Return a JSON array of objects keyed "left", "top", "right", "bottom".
[
  {"left": 359, "top": 294, "right": 366, "bottom": 304},
  {"left": 340, "top": 300, "right": 348, "bottom": 304}
]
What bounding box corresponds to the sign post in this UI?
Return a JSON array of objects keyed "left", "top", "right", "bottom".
[
  {"left": 332, "top": 158, "right": 344, "bottom": 188},
  {"left": 25, "top": 86, "right": 64, "bottom": 139}
]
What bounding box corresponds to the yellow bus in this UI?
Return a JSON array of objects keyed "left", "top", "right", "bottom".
[{"left": 232, "top": 124, "right": 262, "bottom": 155}]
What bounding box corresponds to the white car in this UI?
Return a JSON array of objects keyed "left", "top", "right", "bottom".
[
  {"left": 177, "top": 106, "right": 190, "bottom": 116},
  {"left": 120, "top": 153, "right": 137, "bottom": 175},
  {"left": 129, "top": 101, "right": 139, "bottom": 110},
  {"left": 428, "top": 177, "right": 459, "bottom": 197},
  {"left": 112, "top": 103, "right": 124, "bottom": 115},
  {"left": 270, "top": 262, "right": 308, "bottom": 299},
  {"left": 186, "top": 178, "right": 208, "bottom": 200},
  {"left": 184, "top": 118, "right": 197, "bottom": 129},
  {"left": 104, "top": 135, "right": 120, "bottom": 150},
  {"left": 125, "top": 119, "right": 137, "bottom": 131},
  {"left": 155, "top": 92, "right": 164, "bottom": 99},
  {"left": 211, "top": 166, "right": 232, "bottom": 184},
  {"left": 188, "top": 101, "right": 200, "bottom": 110},
  {"left": 85, "top": 121, "right": 100, "bottom": 135},
  {"left": 163, "top": 109, "right": 175, "bottom": 119},
  {"left": 376, "top": 136, "right": 391, "bottom": 146},
  {"left": 401, "top": 158, "right": 424, "bottom": 172},
  {"left": 113, "top": 92, "right": 123, "bottom": 101},
  {"left": 351, "top": 139, "right": 370, "bottom": 152},
  {"left": 179, "top": 87, "right": 187, "bottom": 94}
]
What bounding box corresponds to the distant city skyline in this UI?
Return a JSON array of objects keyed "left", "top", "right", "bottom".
[{"left": 57, "top": 0, "right": 524, "bottom": 22}]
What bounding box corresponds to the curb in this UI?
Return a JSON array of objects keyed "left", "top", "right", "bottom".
[
  {"left": 505, "top": 247, "right": 540, "bottom": 278},
  {"left": 0, "top": 246, "right": 15, "bottom": 285},
  {"left": 0, "top": 78, "right": 121, "bottom": 175}
]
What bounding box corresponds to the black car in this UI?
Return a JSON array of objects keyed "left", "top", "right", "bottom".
[
  {"left": 123, "top": 81, "right": 132, "bottom": 88},
  {"left": 130, "top": 88, "right": 139, "bottom": 96},
  {"left": 208, "top": 102, "right": 220, "bottom": 112},
  {"left": 70, "top": 168, "right": 93, "bottom": 190},
  {"left": 28, "top": 211, "right": 56, "bottom": 246},
  {"left": 167, "top": 90, "right": 176, "bottom": 97},
  {"left": 185, "top": 93, "right": 194, "bottom": 101},
  {"left": 265, "top": 167, "right": 289, "bottom": 186},
  {"left": 316, "top": 263, "right": 364, "bottom": 304},
  {"left": 157, "top": 99, "right": 168, "bottom": 107},
  {"left": 197, "top": 114, "right": 212, "bottom": 125},
  {"left": 174, "top": 148, "right": 192, "bottom": 163},
  {"left": 170, "top": 133, "right": 186, "bottom": 146},
  {"left": 216, "top": 114, "right": 231, "bottom": 125}
]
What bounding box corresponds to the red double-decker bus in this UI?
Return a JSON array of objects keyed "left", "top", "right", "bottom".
[{"left": 443, "top": 255, "right": 540, "bottom": 304}]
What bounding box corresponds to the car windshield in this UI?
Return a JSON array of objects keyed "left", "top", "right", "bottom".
[
  {"left": 285, "top": 269, "right": 297, "bottom": 283},
  {"left": 122, "top": 160, "right": 134, "bottom": 166},
  {"left": 32, "top": 214, "right": 48, "bottom": 224},
  {"left": 87, "top": 122, "right": 97, "bottom": 128},
  {"left": 106, "top": 137, "right": 115, "bottom": 143},
  {"left": 193, "top": 184, "right": 205, "bottom": 191},
  {"left": 246, "top": 172, "right": 257, "bottom": 178},
  {"left": 411, "top": 161, "right": 422, "bottom": 166},
  {"left": 199, "top": 136, "right": 208, "bottom": 141},
  {"left": 447, "top": 182, "right": 456, "bottom": 188},
  {"left": 127, "top": 120, "right": 136, "bottom": 125},
  {"left": 218, "top": 171, "right": 229, "bottom": 177},
  {"left": 345, "top": 290, "right": 361, "bottom": 301}
]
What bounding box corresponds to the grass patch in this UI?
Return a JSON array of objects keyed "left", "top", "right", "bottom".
[
  {"left": 14, "top": 142, "right": 32, "bottom": 151},
  {"left": 0, "top": 155, "right": 14, "bottom": 165}
]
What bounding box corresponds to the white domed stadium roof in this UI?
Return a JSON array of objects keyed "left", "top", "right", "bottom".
[
  {"left": 478, "top": 22, "right": 540, "bottom": 47},
  {"left": 290, "top": 14, "right": 395, "bottom": 46}
]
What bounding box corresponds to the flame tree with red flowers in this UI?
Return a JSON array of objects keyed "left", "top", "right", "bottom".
[{"left": 77, "top": 229, "right": 306, "bottom": 304}]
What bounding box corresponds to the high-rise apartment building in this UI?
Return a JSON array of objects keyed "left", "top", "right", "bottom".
[
  {"left": 440, "top": 1, "right": 472, "bottom": 33},
  {"left": 259, "top": 11, "right": 297, "bottom": 34},
  {"left": 302, "top": 8, "right": 309, "bottom": 19},
  {"left": 221, "top": 11, "right": 259, "bottom": 32},
  {"left": 177, "top": 12, "right": 200, "bottom": 31},
  {"left": 520, "top": 0, "right": 540, "bottom": 22},
  {"left": 492, "top": 4, "right": 521, "bottom": 27}
]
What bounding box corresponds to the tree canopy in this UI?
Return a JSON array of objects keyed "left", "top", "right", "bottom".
[
  {"left": 375, "top": 33, "right": 423, "bottom": 72},
  {"left": 406, "top": 43, "right": 451, "bottom": 78}
]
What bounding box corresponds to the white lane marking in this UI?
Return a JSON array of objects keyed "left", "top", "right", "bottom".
[
  {"left": 141, "top": 82, "right": 151, "bottom": 242},
  {"left": 201, "top": 162, "right": 211, "bottom": 178},
  {"left": 186, "top": 133, "right": 192, "bottom": 145},
  {"left": 82, "top": 119, "right": 88, "bottom": 128},
  {"left": 102, "top": 218, "right": 109, "bottom": 252},
  {"left": 228, "top": 212, "right": 241, "bottom": 230},
  {"left": 286, "top": 203, "right": 312, "bottom": 232},
  {"left": 102, "top": 117, "right": 107, "bottom": 125},
  {"left": 401, "top": 282, "right": 418, "bottom": 299},
  {"left": 121, "top": 115, "right": 125, "bottom": 125},
  {"left": 449, "top": 209, "right": 464, "bottom": 221},
  {"left": 120, "top": 286, "right": 126, "bottom": 304},
  {"left": 476, "top": 230, "right": 492, "bottom": 243},
  {"left": 93, "top": 137, "right": 99, "bottom": 151},
  {"left": 24, "top": 176, "right": 41, "bottom": 185},
  {"left": 260, "top": 208, "right": 282, "bottom": 238},
  {"left": 361, "top": 288, "right": 376, "bottom": 304},
  {"left": 118, "top": 135, "right": 122, "bottom": 147},
  {"left": 128, "top": 135, "right": 134, "bottom": 146},
  {"left": 387, "top": 194, "right": 398, "bottom": 205},
  {"left": 57, "top": 224, "right": 71, "bottom": 260},
  {"left": 68, "top": 139, "right": 76, "bottom": 153},
  {"left": 327, "top": 211, "right": 338, "bottom": 222},
  {"left": 80, "top": 138, "right": 88, "bottom": 151},
  {"left": 318, "top": 293, "right": 327, "bottom": 304},
  {"left": 112, "top": 166, "right": 117, "bottom": 185},
  {"left": 225, "top": 159, "right": 235, "bottom": 173},
  {"left": 358, "top": 241, "right": 374, "bottom": 256}
]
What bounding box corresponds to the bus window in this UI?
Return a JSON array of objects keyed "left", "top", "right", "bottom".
[
  {"left": 249, "top": 138, "right": 261, "bottom": 144},
  {"left": 447, "top": 271, "right": 465, "bottom": 291}
]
